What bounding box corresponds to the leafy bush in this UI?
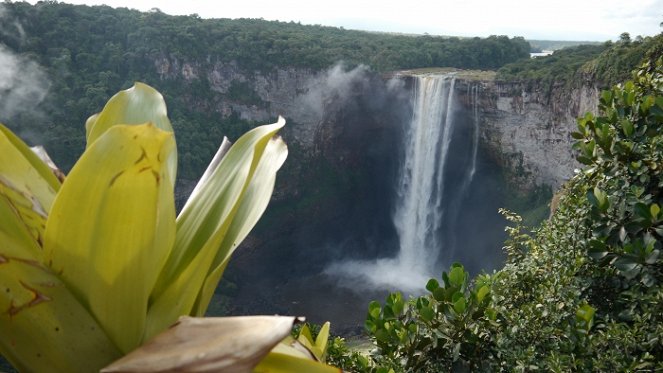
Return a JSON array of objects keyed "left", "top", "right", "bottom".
[{"left": 363, "top": 263, "right": 494, "bottom": 372}]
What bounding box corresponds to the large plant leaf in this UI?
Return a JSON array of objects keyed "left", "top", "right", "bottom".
[
  {"left": 101, "top": 316, "right": 298, "bottom": 373},
  {"left": 85, "top": 82, "right": 177, "bottom": 186},
  {"left": 0, "top": 178, "right": 46, "bottom": 260},
  {"left": 192, "top": 135, "right": 288, "bottom": 316},
  {"left": 145, "top": 118, "right": 286, "bottom": 338},
  {"left": 43, "top": 123, "right": 177, "bottom": 353},
  {"left": 30, "top": 145, "right": 66, "bottom": 182},
  {"left": 0, "top": 123, "right": 60, "bottom": 217},
  {"left": 0, "top": 196, "right": 121, "bottom": 372}
]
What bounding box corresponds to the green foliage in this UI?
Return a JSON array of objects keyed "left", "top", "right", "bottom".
[
  {"left": 496, "top": 33, "right": 662, "bottom": 94},
  {"left": 362, "top": 264, "right": 494, "bottom": 372},
  {"left": 0, "top": 1, "right": 529, "bottom": 176},
  {"left": 290, "top": 322, "right": 378, "bottom": 372},
  {"left": 496, "top": 43, "right": 608, "bottom": 87}
]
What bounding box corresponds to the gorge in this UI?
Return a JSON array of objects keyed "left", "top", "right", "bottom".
[
  {"left": 209, "top": 64, "right": 595, "bottom": 333},
  {"left": 0, "top": 1, "right": 623, "bottom": 336}
]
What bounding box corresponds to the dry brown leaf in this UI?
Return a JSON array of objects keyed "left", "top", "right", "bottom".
[{"left": 101, "top": 316, "right": 300, "bottom": 373}]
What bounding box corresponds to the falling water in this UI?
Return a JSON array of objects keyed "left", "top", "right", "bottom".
[
  {"left": 444, "top": 83, "right": 481, "bottom": 257},
  {"left": 392, "top": 74, "right": 457, "bottom": 277},
  {"left": 468, "top": 84, "right": 480, "bottom": 179},
  {"left": 327, "top": 73, "right": 482, "bottom": 292}
]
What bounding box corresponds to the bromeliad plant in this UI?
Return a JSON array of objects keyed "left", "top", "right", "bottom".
[{"left": 0, "top": 82, "right": 336, "bottom": 372}]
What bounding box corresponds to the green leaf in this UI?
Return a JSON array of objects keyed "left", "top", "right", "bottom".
[
  {"left": 576, "top": 304, "right": 595, "bottom": 323},
  {"left": 433, "top": 287, "right": 446, "bottom": 302},
  {"left": 476, "top": 285, "right": 490, "bottom": 303},
  {"left": 645, "top": 249, "right": 660, "bottom": 264},
  {"left": 43, "top": 124, "right": 177, "bottom": 353},
  {"left": 253, "top": 351, "right": 341, "bottom": 373},
  {"left": 635, "top": 203, "right": 651, "bottom": 220},
  {"left": 650, "top": 203, "right": 660, "bottom": 221},
  {"left": 570, "top": 131, "right": 585, "bottom": 140},
  {"left": 368, "top": 301, "right": 382, "bottom": 319},
  {"left": 620, "top": 119, "right": 634, "bottom": 137},
  {"left": 426, "top": 278, "right": 440, "bottom": 292},
  {"left": 588, "top": 186, "right": 610, "bottom": 213},
  {"left": 453, "top": 297, "right": 467, "bottom": 314},
  {"left": 600, "top": 90, "right": 613, "bottom": 105},
  {"left": 614, "top": 257, "right": 638, "bottom": 273},
  {"left": 588, "top": 244, "right": 609, "bottom": 260},
  {"left": 448, "top": 265, "right": 466, "bottom": 287},
  {"left": 298, "top": 325, "right": 314, "bottom": 346},
  {"left": 420, "top": 306, "right": 435, "bottom": 322}
]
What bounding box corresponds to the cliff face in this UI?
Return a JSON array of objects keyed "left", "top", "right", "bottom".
[
  {"left": 159, "top": 55, "right": 599, "bottom": 200},
  {"left": 153, "top": 56, "right": 325, "bottom": 149},
  {"left": 466, "top": 79, "right": 600, "bottom": 190}
]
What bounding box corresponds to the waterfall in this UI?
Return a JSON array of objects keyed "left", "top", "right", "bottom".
[
  {"left": 468, "top": 84, "right": 480, "bottom": 179},
  {"left": 392, "top": 74, "right": 457, "bottom": 276},
  {"left": 444, "top": 82, "right": 480, "bottom": 257},
  {"left": 326, "top": 73, "right": 482, "bottom": 292}
]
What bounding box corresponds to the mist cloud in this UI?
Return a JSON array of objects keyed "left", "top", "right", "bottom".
[
  {"left": 0, "top": 8, "right": 26, "bottom": 44},
  {"left": 0, "top": 5, "right": 50, "bottom": 130},
  {"left": 296, "top": 63, "right": 372, "bottom": 122},
  {"left": 0, "top": 45, "right": 50, "bottom": 121}
]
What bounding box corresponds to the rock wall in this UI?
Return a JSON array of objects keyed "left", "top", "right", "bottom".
[
  {"left": 457, "top": 78, "right": 600, "bottom": 191},
  {"left": 153, "top": 56, "right": 325, "bottom": 148},
  {"left": 156, "top": 55, "right": 601, "bottom": 195}
]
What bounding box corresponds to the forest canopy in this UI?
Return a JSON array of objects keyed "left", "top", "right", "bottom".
[{"left": 0, "top": 1, "right": 530, "bottom": 174}]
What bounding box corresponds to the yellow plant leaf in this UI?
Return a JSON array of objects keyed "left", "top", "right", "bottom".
[
  {"left": 43, "top": 123, "right": 176, "bottom": 353},
  {"left": 191, "top": 135, "right": 287, "bottom": 316},
  {"left": 145, "top": 118, "right": 286, "bottom": 338},
  {"left": 316, "top": 322, "right": 331, "bottom": 361},
  {"left": 0, "top": 123, "right": 60, "bottom": 216},
  {"left": 253, "top": 351, "right": 342, "bottom": 373},
  {"left": 85, "top": 82, "right": 177, "bottom": 186},
  {"left": 0, "top": 196, "right": 121, "bottom": 372},
  {"left": 0, "top": 178, "right": 46, "bottom": 258},
  {"left": 297, "top": 324, "right": 317, "bottom": 355}
]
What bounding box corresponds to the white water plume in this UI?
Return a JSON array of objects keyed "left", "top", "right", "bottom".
[
  {"left": 327, "top": 73, "right": 469, "bottom": 293},
  {"left": 392, "top": 74, "right": 456, "bottom": 277}
]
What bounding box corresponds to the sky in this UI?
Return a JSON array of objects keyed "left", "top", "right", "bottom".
[{"left": 20, "top": 0, "right": 663, "bottom": 41}]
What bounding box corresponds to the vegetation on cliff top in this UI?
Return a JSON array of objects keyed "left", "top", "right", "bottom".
[
  {"left": 497, "top": 32, "right": 662, "bottom": 91},
  {"left": 0, "top": 1, "right": 528, "bottom": 177}
]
